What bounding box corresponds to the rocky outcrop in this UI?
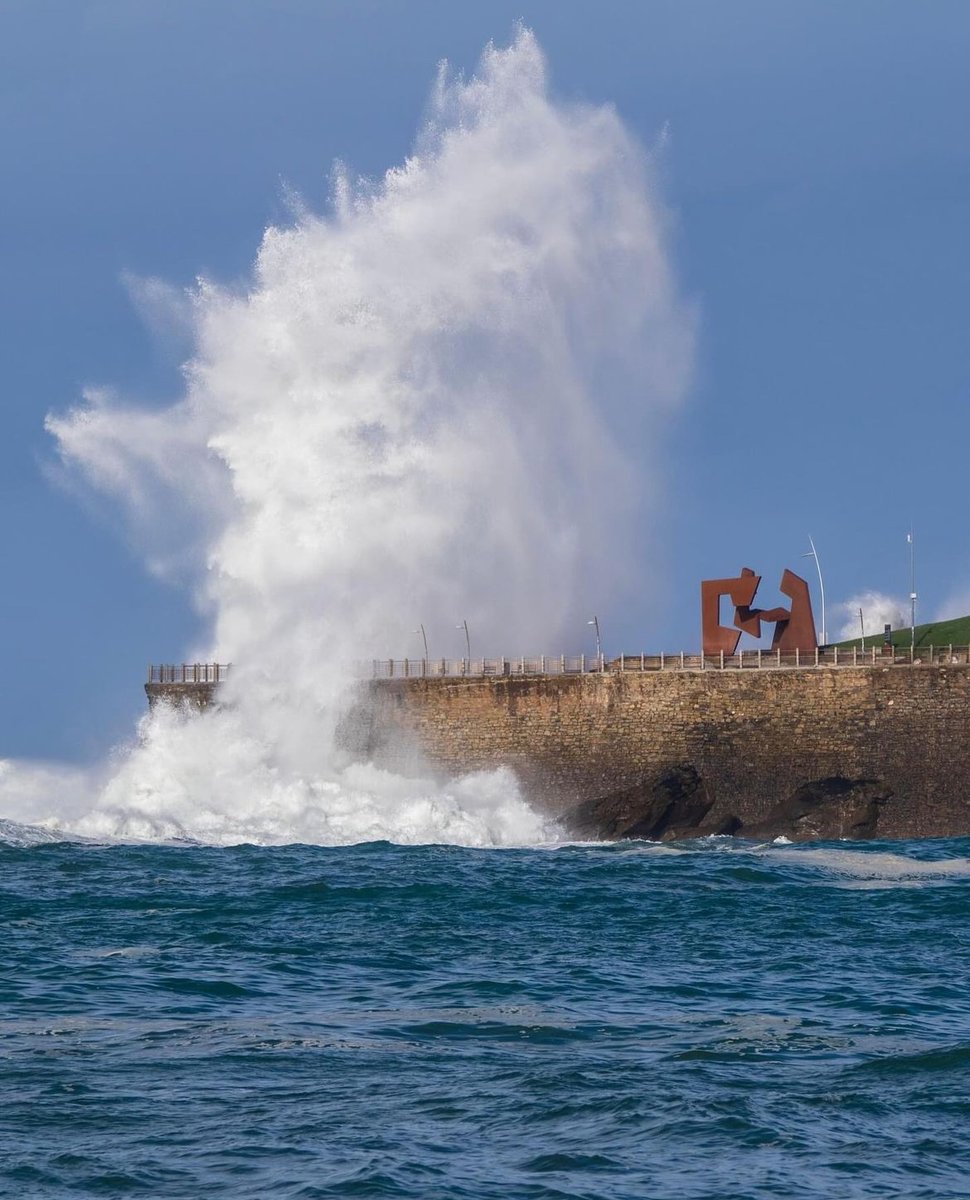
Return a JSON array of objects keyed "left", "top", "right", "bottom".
[
  {"left": 739, "top": 776, "right": 891, "bottom": 842},
  {"left": 565, "top": 766, "right": 715, "bottom": 841},
  {"left": 564, "top": 769, "right": 892, "bottom": 843}
]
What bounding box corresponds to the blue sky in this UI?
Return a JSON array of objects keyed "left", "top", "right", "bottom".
[{"left": 2, "top": 0, "right": 969, "bottom": 762}]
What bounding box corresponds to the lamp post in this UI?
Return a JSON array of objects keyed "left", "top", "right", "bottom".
[
  {"left": 457, "top": 620, "right": 471, "bottom": 662},
  {"left": 588, "top": 616, "right": 602, "bottom": 664},
  {"left": 908, "top": 528, "right": 917, "bottom": 649},
  {"left": 802, "top": 536, "right": 826, "bottom": 646},
  {"left": 413, "top": 624, "right": 429, "bottom": 660}
]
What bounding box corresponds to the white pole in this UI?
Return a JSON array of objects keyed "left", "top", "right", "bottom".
[
  {"left": 456, "top": 620, "right": 470, "bottom": 660},
  {"left": 908, "top": 528, "right": 917, "bottom": 649},
  {"left": 803, "top": 536, "right": 826, "bottom": 645},
  {"left": 588, "top": 616, "right": 601, "bottom": 660}
]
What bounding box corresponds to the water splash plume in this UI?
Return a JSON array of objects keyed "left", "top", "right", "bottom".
[{"left": 22, "top": 29, "right": 693, "bottom": 846}]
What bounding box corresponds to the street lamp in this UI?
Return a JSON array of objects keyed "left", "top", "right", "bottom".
[
  {"left": 413, "top": 624, "right": 429, "bottom": 660},
  {"left": 908, "top": 528, "right": 917, "bottom": 648},
  {"left": 587, "top": 616, "right": 602, "bottom": 662},
  {"left": 802, "top": 536, "right": 827, "bottom": 645},
  {"left": 456, "top": 620, "right": 471, "bottom": 661}
]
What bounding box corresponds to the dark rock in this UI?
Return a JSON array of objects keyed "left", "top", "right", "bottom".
[
  {"left": 711, "top": 814, "right": 743, "bottom": 836},
  {"left": 740, "top": 776, "right": 891, "bottom": 842},
  {"left": 565, "top": 765, "right": 714, "bottom": 841}
]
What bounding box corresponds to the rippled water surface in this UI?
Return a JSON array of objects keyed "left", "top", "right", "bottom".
[{"left": 2, "top": 832, "right": 969, "bottom": 1198}]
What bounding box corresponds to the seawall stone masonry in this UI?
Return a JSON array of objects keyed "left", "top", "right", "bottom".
[{"left": 345, "top": 666, "right": 970, "bottom": 841}]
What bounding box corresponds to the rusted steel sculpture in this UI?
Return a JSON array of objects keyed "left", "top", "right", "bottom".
[
  {"left": 701, "top": 567, "right": 761, "bottom": 655},
  {"left": 702, "top": 567, "right": 818, "bottom": 655}
]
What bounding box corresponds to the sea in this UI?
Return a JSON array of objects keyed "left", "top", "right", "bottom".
[{"left": 2, "top": 827, "right": 968, "bottom": 1199}]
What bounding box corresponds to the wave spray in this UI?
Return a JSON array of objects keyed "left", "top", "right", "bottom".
[{"left": 34, "top": 29, "right": 692, "bottom": 845}]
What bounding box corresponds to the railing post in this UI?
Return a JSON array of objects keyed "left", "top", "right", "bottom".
[
  {"left": 581, "top": 653, "right": 585, "bottom": 673},
  {"left": 680, "top": 651, "right": 684, "bottom": 670},
  {"left": 777, "top": 647, "right": 781, "bottom": 668},
  {"left": 758, "top": 648, "right": 762, "bottom": 669},
  {"left": 719, "top": 650, "right": 724, "bottom": 670},
  {"left": 871, "top": 646, "right": 876, "bottom": 666},
  {"left": 795, "top": 648, "right": 800, "bottom": 668},
  {"left": 815, "top": 646, "right": 819, "bottom": 668}
]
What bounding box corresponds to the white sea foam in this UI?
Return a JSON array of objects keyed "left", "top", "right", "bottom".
[
  {"left": 765, "top": 845, "right": 970, "bottom": 885},
  {"left": 0, "top": 816, "right": 86, "bottom": 849},
  {"left": 4, "top": 29, "right": 692, "bottom": 848}
]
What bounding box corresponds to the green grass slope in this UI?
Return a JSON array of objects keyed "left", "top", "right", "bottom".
[{"left": 835, "top": 614, "right": 970, "bottom": 650}]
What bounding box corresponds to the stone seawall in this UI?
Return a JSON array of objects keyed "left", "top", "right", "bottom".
[
  {"left": 146, "top": 682, "right": 217, "bottom": 711},
  {"left": 349, "top": 666, "right": 970, "bottom": 840}
]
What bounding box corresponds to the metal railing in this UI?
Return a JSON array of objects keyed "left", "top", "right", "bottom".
[
  {"left": 147, "top": 664, "right": 231, "bottom": 684},
  {"left": 146, "top": 646, "right": 970, "bottom": 687},
  {"left": 368, "top": 644, "right": 970, "bottom": 679}
]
